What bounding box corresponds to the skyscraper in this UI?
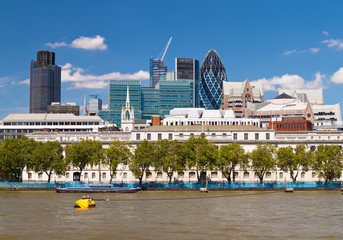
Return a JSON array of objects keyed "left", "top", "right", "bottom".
[
  {"left": 30, "top": 50, "right": 61, "bottom": 113},
  {"left": 150, "top": 57, "right": 167, "bottom": 87},
  {"left": 175, "top": 58, "right": 200, "bottom": 107},
  {"left": 199, "top": 49, "right": 228, "bottom": 110}
]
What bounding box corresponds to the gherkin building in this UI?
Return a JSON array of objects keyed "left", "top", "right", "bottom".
[{"left": 200, "top": 49, "right": 228, "bottom": 109}]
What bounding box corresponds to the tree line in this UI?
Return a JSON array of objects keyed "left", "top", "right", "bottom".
[{"left": 0, "top": 135, "right": 342, "bottom": 184}]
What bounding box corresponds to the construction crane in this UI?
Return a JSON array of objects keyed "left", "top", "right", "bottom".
[{"left": 159, "top": 37, "right": 172, "bottom": 62}]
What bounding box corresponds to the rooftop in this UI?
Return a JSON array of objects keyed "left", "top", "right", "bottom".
[
  {"left": 1, "top": 113, "right": 104, "bottom": 122},
  {"left": 136, "top": 125, "right": 269, "bottom": 132}
]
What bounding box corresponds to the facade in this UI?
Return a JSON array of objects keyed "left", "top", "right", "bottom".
[
  {"left": 0, "top": 113, "right": 107, "bottom": 140},
  {"left": 30, "top": 50, "right": 61, "bottom": 113},
  {"left": 88, "top": 95, "right": 102, "bottom": 116},
  {"left": 98, "top": 80, "right": 142, "bottom": 126},
  {"left": 245, "top": 93, "right": 315, "bottom": 128},
  {"left": 150, "top": 57, "right": 167, "bottom": 87},
  {"left": 99, "top": 79, "right": 195, "bottom": 126},
  {"left": 24, "top": 125, "right": 343, "bottom": 183},
  {"left": 175, "top": 58, "right": 200, "bottom": 107},
  {"left": 223, "top": 79, "right": 264, "bottom": 117},
  {"left": 278, "top": 88, "right": 324, "bottom": 105},
  {"left": 200, "top": 50, "right": 228, "bottom": 110},
  {"left": 269, "top": 118, "right": 313, "bottom": 131},
  {"left": 163, "top": 108, "right": 261, "bottom": 127},
  {"left": 47, "top": 102, "right": 80, "bottom": 116}
]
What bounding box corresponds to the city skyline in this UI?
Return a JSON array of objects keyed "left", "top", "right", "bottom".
[{"left": 1, "top": 1, "right": 343, "bottom": 119}]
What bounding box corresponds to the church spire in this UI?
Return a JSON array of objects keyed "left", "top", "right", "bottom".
[{"left": 126, "top": 81, "right": 130, "bottom": 108}]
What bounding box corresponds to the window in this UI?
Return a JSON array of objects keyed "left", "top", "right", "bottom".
[
  {"left": 266, "top": 133, "right": 270, "bottom": 140},
  {"left": 84, "top": 172, "right": 88, "bottom": 179},
  {"left": 279, "top": 172, "right": 283, "bottom": 178},
  {"left": 190, "top": 133, "right": 194, "bottom": 137},
  {"left": 212, "top": 133, "right": 216, "bottom": 136},
  {"left": 169, "top": 133, "right": 173, "bottom": 140},
  {"left": 38, "top": 173, "right": 43, "bottom": 179},
  {"left": 28, "top": 172, "right": 32, "bottom": 179},
  {"left": 178, "top": 172, "right": 184, "bottom": 179},
  {"left": 301, "top": 171, "right": 305, "bottom": 179},
  {"left": 234, "top": 172, "right": 239, "bottom": 178},
  {"left": 244, "top": 133, "right": 248, "bottom": 140},
  {"left": 310, "top": 146, "right": 316, "bottom": 152},
  {"left": 92, "top": 172, "right": 96, "bottom": 179},
  {"left": 179, "top": 133, "right": 183, "bottom": 137},
  {"left": 136, "top": 133, "right": 140, "bottom": 141},
  {"left": 146, "top": 172, "right": 152, "bottom": 179},
  {"left": 189, "top": 172, "right": 196, "bottom": 179},
  {"left": 223, "top": 133, "right": 227, "bottom": 136},
  {"left": 102, "top": 172, "right": 106, "bottom": 179},
  {"left": 244, "top": 172, "right": 249, "bottom": 179},
  {"left": 66, "top": 173, "right": 70, "bottom": 178},
  {"left": 233, "top": 133, "right": 237, "bottom": 140},
  {"left": 312, "top": 172, "right": 316, "bottom": 178},
  {"left": 123, "top": 172, "right": 127, "bottom": 179},
  {"left": 266, "top": 172, "right": 271, "bottom": 178},
  {"left": 157, "top": 172, "right": 163, "bottom": 179},
  {"left": 255, "top": 133, "right": 259, "bottom": 140},
  {"left": 147, "top": 133, "right": 151, "bottom": 140},
  {"left": 158, "top": 133, "right": 162, "bottom": 140},
  {"left": 211, "top": 172, "right": 217, "bottom": 178}
]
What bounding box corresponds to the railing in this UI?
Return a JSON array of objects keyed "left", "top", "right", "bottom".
[{"left": 0, "top": 180, "right": 341, "bottom": 189}]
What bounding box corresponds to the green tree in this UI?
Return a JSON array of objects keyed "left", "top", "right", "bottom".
[
  {"left": 64, "top": 140, "right": 103, "bottom": 180},
  {"left": 184, "top": 134, "right": 218, "bottom": 182},
  {"left": 129, "top": 140, "right": 155, "bottom": 185},
  {"left": 0, "top": 137, "right": 36, "bottom": 180},
  {"left": 154, "top": 139, "right": 186, "bottom": 183},
  {"left": 277, "top": 145, "right": 312, "bottom": 183},
  {"left": 104, "top": 140, "right": 132, "bottom": 183},
  {"left": 249, "top": 143, "right": 276, "bottom": 184},
  {"left": 313, "top": 145, "right": 343, "bottom": 183},
  {"left": 30, "top": 141, "right": 66, "bottom": 183},
  {"left": 218, "top": 142, "right": 248, "bottom": 183}
]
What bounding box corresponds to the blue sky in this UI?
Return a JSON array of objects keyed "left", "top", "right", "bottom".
[{"left": 1, "top": 0, "right": 343, "bottom": 119}]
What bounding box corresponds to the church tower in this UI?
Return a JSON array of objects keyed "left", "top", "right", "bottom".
[{"left": 121, "top": 83, "right": 134, "bottom": 131}]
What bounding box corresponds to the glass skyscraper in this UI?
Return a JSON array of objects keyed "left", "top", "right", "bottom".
[
  {"left": 30, "top": 50, "right": 61, "bottom": 113},
  {"left": 98, "top": 79, "right": 194, "bottom": 126},
  {"left": 150, "top": 57, "right": 167, "bottom": 87},
  {"left": 199, "top": 49, "right": 227, "bottom": 110},
  {"left": 175, "top": 58, "right": 200, "bottom": 108},
  {"left": 98, "top": 80, "right": 142, "bottom": 125}
]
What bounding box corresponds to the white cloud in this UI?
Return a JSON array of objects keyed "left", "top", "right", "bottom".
[
  {"left": 251, "top": 72, "right": 325, "bottom": 92},
  {"left": 46, "top": 35, "right": 107, "bottom": 50},
  {"left": 17, "top": 79, "right": 30, "bottom": 85},
  {"left": 61, "top": 63, "right": 150, "bottom": 89},
  {"left": 330, "top": 67, "right": 343, "bottom": 84},
  {"left": 323, "top": 31, "right": 329, "bottom": 36},
  {"left": 46, "top": 42, "right": 67, "bottom": 48},
  {"left": 309, "top": 48, "right": 320, "bottom": 53},
  {"left": 322, "top": 39, "right": 343, "bottom": 50},
  {"left": 284, "top": 48, "right": 319, "bottom": 56},
  {"left": 284, "top": 49, "right": 297, "bottom": 55},
  {"left": 70, "top": 35, "right": 107, "bottom": 50}
]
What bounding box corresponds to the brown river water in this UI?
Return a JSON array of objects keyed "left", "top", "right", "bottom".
[{"left": 0, "top": 191, "right": 342, "bottom": 239}]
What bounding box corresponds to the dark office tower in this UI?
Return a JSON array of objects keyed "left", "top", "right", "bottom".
[
  {"left": 199, "top": 49, "right": 227, "bottom": 110},
  {"left": 150, "top": 57, "right": 167, "bottom": 87},
  {"left": 30, "top": 50, "right": 61, "bottom": 113},
  {"left": 175, "top": 58, "right": 200, "bottom": 107}
]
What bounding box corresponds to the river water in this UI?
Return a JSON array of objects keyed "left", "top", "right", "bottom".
[{"left": 0, "top": 191, "right": 342, "bottom": 239}]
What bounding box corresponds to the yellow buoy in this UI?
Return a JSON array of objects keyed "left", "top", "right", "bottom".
[{"left": 74, "top": 196, "right": 96, "bottom": 208}]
